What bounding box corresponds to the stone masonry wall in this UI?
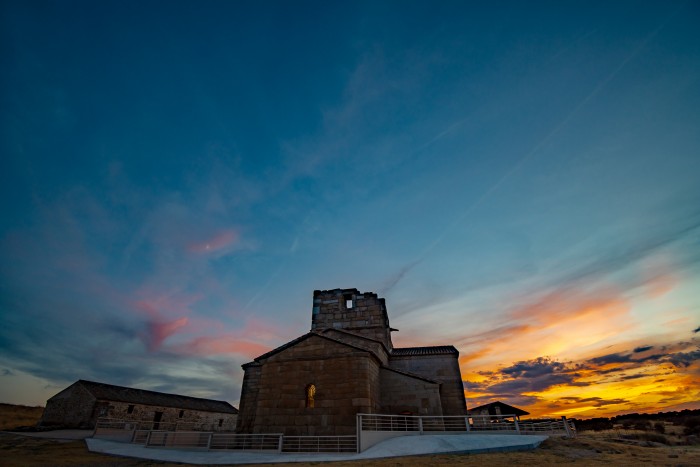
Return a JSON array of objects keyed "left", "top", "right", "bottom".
[
  {"left": 379, "top": 368, "right": 443, "bottom": 416},
  {"left": 390, "top": 354, "right": 467, "bottom": 416},
  {"left": 250, "top": 335, "right": 381, "bottom": 435},
  {"left": 40, "top": 383, "right": 237, "bottom": 430},
  {"left": 320, "top": 329, "right": 389, "bottom": 366},
  {"left": 311, "top": 289, "right": 393, "bottom": 350},
  {"left": 236, "top": 363, "right": 262, "bottom": 433},
  {"left": 40, "top": 383, "right": 97, "bottom": 428},
  {"left": 100, "top": 401, "right": 237, "bottom": 431}
]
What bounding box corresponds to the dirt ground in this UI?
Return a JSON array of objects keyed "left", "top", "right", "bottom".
[{"left": 2, "top": 432, "right": 699, "bottom": 467}]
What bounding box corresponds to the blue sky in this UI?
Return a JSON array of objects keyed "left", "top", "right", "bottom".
[{"left": 1, "top": 0, "right": 699, "bottom": 417}]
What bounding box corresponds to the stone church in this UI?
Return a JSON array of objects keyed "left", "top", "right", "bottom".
[{"left": 236, "top": 288, "right": 467, "bottom": 435}]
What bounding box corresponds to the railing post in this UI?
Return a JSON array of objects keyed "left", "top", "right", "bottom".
[
  {"left": 465, "top": 416, "right": 471, "bottom": 432},
  {"left": 145, "top": 430, "right": 152, "bottom": 447},
  {"left": 206, "top": 433, "right": 212, "bottom": 450},
  {"left": 418, "top": 417, "right": 423, "bottom": 434},
  {"left": 562, "top": 416, "right": 573, "bottom": 438},
  {"left": 514, "top": 418, "right": 520, "bottom": 434},
  {"left": 277, "top": 434, "right": 283, "bottom": 452},
  {"left": 356, "top": 414, "right": 362, "bottom": 453}
]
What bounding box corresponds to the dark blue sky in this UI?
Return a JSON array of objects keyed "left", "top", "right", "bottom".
[{"left": 1, "top": 0, "right": 699, "bottom": 417}]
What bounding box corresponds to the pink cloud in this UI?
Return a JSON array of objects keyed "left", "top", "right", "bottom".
[
  {"left": 145, "top": 317, "right": 189, "bottom": 351},
  {"left": 188, "top": 230, "right": 239, "bottom": 254},
  {"left": 133, "top": 291, "right": 203, "bottom": 319},
  {"left": 175, "top": 335, "right": 271, "bottom": 359}
]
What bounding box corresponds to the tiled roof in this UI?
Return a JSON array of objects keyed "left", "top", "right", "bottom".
[
  {"left": 75, "top": 380, "right": 238, "bottom": 414},
  {"left": 391, "top": 345, "right": 459, "bottom": 356}
]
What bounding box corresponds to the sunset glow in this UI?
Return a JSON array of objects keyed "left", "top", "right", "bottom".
[{"left": 1, "top": 1, "right": 698, "bottom": 417}]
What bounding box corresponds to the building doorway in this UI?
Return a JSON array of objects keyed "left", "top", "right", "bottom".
[{"left": 153, "top": 411, "right": 163, "bottom": 430}]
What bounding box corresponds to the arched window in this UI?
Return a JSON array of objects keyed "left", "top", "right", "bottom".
[{"left": 305, "top": 383, "right": 316, "bottom": 408}]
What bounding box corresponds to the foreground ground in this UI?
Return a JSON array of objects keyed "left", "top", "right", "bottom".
[
  {"left": 2, "top": 405, "right": 699, "bottom": 466},
  {"left": 2, "top": 431, "right": 699, "bottom": 466}
]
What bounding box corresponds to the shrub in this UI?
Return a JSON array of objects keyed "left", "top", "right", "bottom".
[
  {"left": 621, "top": 432, "right": 669, "bottom": 445},
  {"left": 575, "top": 418, "right": 613, "bottom": 432},
  {"left": 653, "top": 422, "right": 665, "bottom": 434},
  {"left": 633, "top": 421, "right": 651, "bottom": 431},
  {"left": 683, "top": 417, "right": 700, "bottom": 436}
]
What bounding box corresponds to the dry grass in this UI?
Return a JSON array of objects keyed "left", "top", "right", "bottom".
[{"left": 0, "top": 403, "right": 44, "bottom": 430}]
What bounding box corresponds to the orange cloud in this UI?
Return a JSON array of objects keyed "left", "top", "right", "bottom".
[{"left": 457, "top": 288, "right": 633, "bottom": 374}]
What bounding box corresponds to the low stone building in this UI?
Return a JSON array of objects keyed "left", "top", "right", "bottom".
[
  {"left": 237, "top": 288, "right": 467, "bottom": 435},
  {"left": 39, "top": 380, "right": 238, "bottom": 430}
]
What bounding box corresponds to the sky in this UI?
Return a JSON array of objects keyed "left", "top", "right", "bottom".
[{"left": 1, "top": 0, "right": 699, "bottom": 419}]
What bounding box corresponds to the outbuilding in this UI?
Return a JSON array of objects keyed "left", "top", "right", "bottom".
[
  {"left": 468, "top": 400, "right": 530, "bottom": 420},
  {"left": 39, "top": 380, "right": 238, "bottom": 430}
]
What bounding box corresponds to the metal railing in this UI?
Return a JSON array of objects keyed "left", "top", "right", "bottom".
[
  {"left": 146, "top": 431, "right": 212, "bottom": 448},
  {"left": 132, "top": 430, "right": 150, "bottom": 444},
  {"left": 93, "top": 413, "right": 575, "bottom": 455},
  {"left": 209, "top": 433, "right": 283, "bottom": 451},
  {"left": 519, "top": 418, "right": 576, "bottom": 436},
  {"left": 282, "top": 435, "right": 357, "bottom": 453},
  {"left": 358, "top": 413, "right": 575, "bottom": 436}
]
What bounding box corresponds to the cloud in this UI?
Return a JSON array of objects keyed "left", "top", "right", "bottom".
[
  {"left": 667, "top": 349, "right": 700, "bottom": 368},
  {"left": 466, "top": 357, "right": 585, "bottom": 398},
  {"left": 173, "top": 336, "right": 271, "bottom": 359},
  {"left": 187, "top": 229, "right": 239, "bottom": 255},
  {"left": 488, "top": 373, "right": 578, "bottom": 394},
  {"left": 587, "top": 346, "right": 699, "bottom": 370},
  {"left": 501, "top": 357, "right": 568, "bottom": 378},
  {"left": 463, "top": 337, "right": 700, "bottom": 417},
  {"left": 379, "top": 260, "right": 421, "bottom": 295},
  {"left": 145, "top": 317, "right": 190, "bottom": 352},
  {"left": 588, "top": 353, "right": 633, "bottom": 365},
  {"left": 567, "top": 397, "right": 629, "bottom": 407}
]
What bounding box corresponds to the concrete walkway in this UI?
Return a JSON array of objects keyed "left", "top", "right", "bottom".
[
  {"left": 6, "top": 429, "right": 94, "bottom": 440},
  {"left": 86, "top": 433, "right": 548, "bottom": 464}
]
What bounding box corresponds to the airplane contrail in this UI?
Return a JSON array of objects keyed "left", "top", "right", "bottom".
[{"left": 384, "top": 2, "right": 684, "bottom": 294}]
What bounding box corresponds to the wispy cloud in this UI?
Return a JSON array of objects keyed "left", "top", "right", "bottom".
[{"left": 187, "top": 229, "right": 239, "bottom": 255}]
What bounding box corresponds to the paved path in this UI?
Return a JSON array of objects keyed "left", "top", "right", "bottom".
[
  {"left": 5, "top": 429, "right": 94, "bottom": 440},
  {"left": 86, "top": 433, "right": 547, "bottom": 464}
]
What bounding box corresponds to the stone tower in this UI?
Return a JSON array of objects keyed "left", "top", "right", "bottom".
[{"left": 310, "top": 288, "right": 394, "bottom": 350}]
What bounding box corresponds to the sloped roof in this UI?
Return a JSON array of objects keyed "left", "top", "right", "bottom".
[
  {"left": 74, "top": 380, "right": 238, "bottom": 414},
  {"left": 246, "top": 331, "right": 381, "bottom": 365},
  {"left": 320, "top": 328, "right": 391, "bottom": 354},
  {"left": 391, "top": 345, "right": 459, "bottom": 356},
  {"left": 468, "top": 401, "right": 530, "bottom": 417},
  {"left": 381, "top": 366, "right": 440, "bottom": 384}
]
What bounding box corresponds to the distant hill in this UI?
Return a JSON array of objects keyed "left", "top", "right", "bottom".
[{"left": 0, "top": 403, "right": 44, "bottom": 430}]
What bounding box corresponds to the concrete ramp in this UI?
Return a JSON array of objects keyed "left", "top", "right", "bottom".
[
  {"left": 362, "top": 433, "right": 548, "bottom": 457},
  {"left": 86, "top": 433, "right": 547, "bottom": 464}
]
